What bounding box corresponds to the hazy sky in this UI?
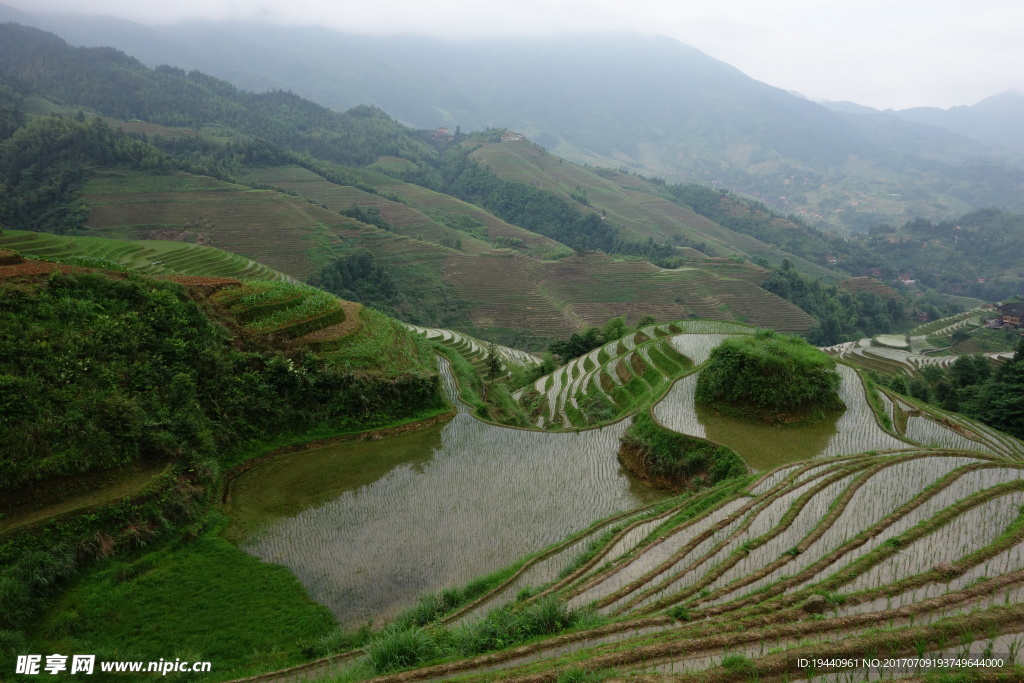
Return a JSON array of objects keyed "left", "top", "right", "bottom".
[{"left": 7, "top": 0, "right": 1024, "bottom": 109}]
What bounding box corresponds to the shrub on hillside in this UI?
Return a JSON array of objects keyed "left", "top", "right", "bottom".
[{"left": 695, "top": 329, "right": 844, "bottom": 424}]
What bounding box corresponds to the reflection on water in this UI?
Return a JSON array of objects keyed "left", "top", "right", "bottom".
[
  {"left": 653, "top": 365, "right": 910, "bottom": 471},
  {"left": 697, "top": 404, "right": 839, "bottom": 471},
  {"left": 229, "top": 357, "right": 666, "bottom": 628}
]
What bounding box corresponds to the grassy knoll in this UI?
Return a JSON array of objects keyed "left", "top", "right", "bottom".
[
  {"left": 619, "top": 412, "right": 748, "bottom": 490},
  {"left": 696, "top": 329, "right": 845, "bottom": 424},
  {"left": 210, "top": 279, "right": 346, "bottom": 339},
  {"left": 32, "top": 524, "right": 337, "bottom": 680}
]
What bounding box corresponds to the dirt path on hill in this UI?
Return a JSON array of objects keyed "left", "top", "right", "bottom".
[{"left": 0, "top": 461, "right": 171, "bottom": 536}]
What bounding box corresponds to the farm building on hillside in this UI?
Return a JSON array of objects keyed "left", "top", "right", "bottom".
[
  {"left": 501, "top": 132, "right": 525, "bottom": 142},
  {"left": 996, "top": 302, "right": 1024, "bottom": 328}
]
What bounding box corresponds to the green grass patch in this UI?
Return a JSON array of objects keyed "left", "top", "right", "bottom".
[{"left": 34, "top": 525, "right": 336, "bottom": 677}]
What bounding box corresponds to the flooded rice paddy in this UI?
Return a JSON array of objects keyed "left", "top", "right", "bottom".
[
  {"left": 228, "top": 358, "right": 667, "bottom": 628},
  {"left": 653, "top": 364, "right": 912, "bottom": 470}
]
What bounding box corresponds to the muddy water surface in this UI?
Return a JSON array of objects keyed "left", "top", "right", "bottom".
[{"left": 228, "top": 358, "right": 667, "bottom": 628}]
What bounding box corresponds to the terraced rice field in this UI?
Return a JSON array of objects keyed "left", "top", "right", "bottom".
[
  {"left": 0, "top": 230, "right": 290, "bottom": 281},
  {"left": 82, "top": 171, "right": 363, "bottom": 277},
  {"left": 407, "top": 324, "right": 540, "bottom": 375},
  {"left": 229, "top": 312, "right": 1024, "bottom": 683},
  {"left": 330, "top": 451, "right": 1024, "bottom": 682},
  {"left": 210, "top": 280, "right": 348, "bottom": 339},
  {"left": 516, "top": 320, "right": 755, "bottom": 429},
  {"left": 825, "top": 321, "right": 1012, "bottom": 376},
  {"left": 499, "top": 313, "right": 1021, "bottom": 475},
  {"left": 468, "top": 140, "right": 842, "bottom": 282},
  {"left": 243, "top": 165, "right": 564, "bottom": 259},
  {"left": 532, "top": 255, "right": 814, "bottom": 333}
]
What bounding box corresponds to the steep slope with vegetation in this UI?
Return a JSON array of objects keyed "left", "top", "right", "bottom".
[
  {"left": 3, "top": 23, "right": 994, "bottom": 352},
  {"left": 13, "top": 17, "right": 1023, "bottom": 227},
  {"left": 0, "top": 267, "right": 441, "bottom": 490},
  {"left": 0, "top": 25, "right": 826, "bottom": 347}
]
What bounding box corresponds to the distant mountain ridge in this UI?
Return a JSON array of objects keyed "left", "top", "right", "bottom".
[
  {"left": 4, "top": 5, "right": 1024, "bottom": 228},
  {"left": 821, "top": 90, "right": 1024, "bottom": 150}
]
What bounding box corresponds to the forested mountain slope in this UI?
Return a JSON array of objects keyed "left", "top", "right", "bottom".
[
  {"left": 0, "top": 23, "right": 824, "bottom": 345},
  {"left": 6, "top": 10, "right": 1024, "bottom": 228}
]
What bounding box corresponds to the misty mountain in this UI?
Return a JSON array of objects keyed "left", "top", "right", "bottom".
[
  {"left": 3, "top": 5, "right": 1024, "bottom": 227},
  {"left": 822, "top": 91, "right": 1024, "bottom": 152},
  {"left": 889, "top": 90, "right": 1024, "bottom": 151}
]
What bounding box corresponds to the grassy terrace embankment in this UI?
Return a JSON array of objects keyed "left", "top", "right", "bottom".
[{"left": 0, "top": 229, "right": 290, "bottom": 281}]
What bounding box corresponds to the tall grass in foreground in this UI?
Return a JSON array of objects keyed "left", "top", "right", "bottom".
[{"left": 366, "top": 598, "right": 600, "bottom": 674}]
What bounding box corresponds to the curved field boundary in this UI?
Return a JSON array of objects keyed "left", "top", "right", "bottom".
[
  {"left": 908, "top": 307, "right": 988, "bottom": 337},
  {"left": 570, "top": 464, "right": 863, "bottom": 612},
  {"left": 0, "top": 463, "right": 173, "bottom": 539},
  {"left": 691, "top": 459, "right": 1019, "bottom": 620},
  {"left": 688, "top": 454, "right": 956, "bottom": 609},
  {"left": 702, "top": 454, "right": 985, "bottom": 607},
  {"left": 0, "top": 229, "right": 293, "bottom": 282},
  {"left": 439, "top": 500, "right": 669, "bottom": 625},
  {"left": 535, "top": 481, "right": 754, "bottom": 605},
  {"left": 229, "top": 452, "right": 1024, "bottom": 683},
  {"left": 408, "top": 325, "right": 540, "bottom": 378},
  {"left": 624, "top": 465, "right": 874, "bottom": 615},
  {"left": 884, "top": 389, "right": 1024, "bottom": 459}
]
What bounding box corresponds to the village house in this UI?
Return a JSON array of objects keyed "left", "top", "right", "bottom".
[
  {"left": 996, "top": 302, "right": 1024, "bottom": 328},
  {"left": 501, "top": 132, "right": 525, "bottom": 142}
]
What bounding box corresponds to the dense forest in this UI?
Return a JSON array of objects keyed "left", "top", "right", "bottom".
[
  {"left": 760, "top": 260, "right": 959, "bottom": 345},
  {"left": 881, "top": 341, "right": 1024, "bottom": 440}
]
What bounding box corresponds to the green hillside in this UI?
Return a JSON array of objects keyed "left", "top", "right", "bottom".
[
  {"left": 0, "top": 228, "right": 291, "bottom": 281},
  {"left": 60, "top": 157, "right": 818, "bottom": 344},
  {"left": 471, "top": 137, "right": 843, "bottom": 280},
  {"left": 0, "top": 24, "right": 983, "bottom": 351}
]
